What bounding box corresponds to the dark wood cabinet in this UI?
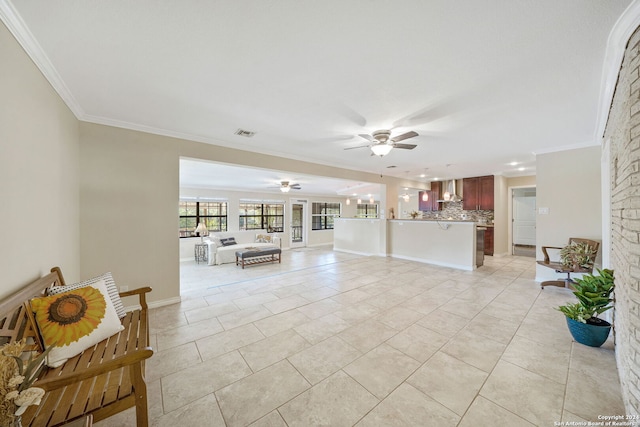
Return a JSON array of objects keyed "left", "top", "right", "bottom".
[
  {"left": 418, "top": 182, "right": 441, "bottom": 211},
  {"left": 484, "top": 227, "right": 494, "bottom": 256},
  {"left": 463, "top": 175, "right": 494, "bottom": 210}
]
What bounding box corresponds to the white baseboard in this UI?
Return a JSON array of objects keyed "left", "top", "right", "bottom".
[
  {"left": 333, "top": 248, "right": 376, "bottom": 257},
  {"left": 390, "top": 254, "right": 474, "bottom": 271}
]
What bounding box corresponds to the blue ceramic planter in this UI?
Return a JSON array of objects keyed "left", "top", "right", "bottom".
[{"left": 566, "top": 317, "right": 611, "bottom": 347}]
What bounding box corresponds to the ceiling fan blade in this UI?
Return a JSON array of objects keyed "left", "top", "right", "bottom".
[
  {"left": 358, "top": 134, "right": 374, "bottom": 142},
  {"left": 344, "top": 144, "right": 371, "bottom": 150},
  {"left": 291, "top": 184, "right": 301, "bottom": 189},
  {"left": 391, "top": 131, "right": 418, "bottom": 142},
  {"left": 393, "top": 143, "right": 417, "bottom": 150}
]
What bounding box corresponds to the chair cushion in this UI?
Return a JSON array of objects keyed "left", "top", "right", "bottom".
[{"left": 255, "top": 234, "right": 273, "bottom": 244}]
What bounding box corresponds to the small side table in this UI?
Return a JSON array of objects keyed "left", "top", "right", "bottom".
[{"left": 194, "top": 243, "right": 208, "bottom": 264}]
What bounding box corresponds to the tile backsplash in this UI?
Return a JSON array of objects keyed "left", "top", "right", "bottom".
[{"left": 420, "top": 201, "right": 494, "bottom": 223}]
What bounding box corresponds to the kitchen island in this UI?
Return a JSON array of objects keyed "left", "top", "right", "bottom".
[
  {"left": 388, "top": 219, "right": 479, "bottom": 270},
  {"left": 334, "top": 218, "right": 480, "bottom": 270}
]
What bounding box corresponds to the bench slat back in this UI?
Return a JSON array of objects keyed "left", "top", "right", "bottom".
[{"left": 0, "top": 270, "right": 63, "bottom": 350}]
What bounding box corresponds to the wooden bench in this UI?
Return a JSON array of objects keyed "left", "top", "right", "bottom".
[{"left": 0, "top": 267, "right": 153, "bottom": 427}]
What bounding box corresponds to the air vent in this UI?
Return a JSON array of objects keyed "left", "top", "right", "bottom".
[
  {"left": 386, "top": 165, "right": 397, "bottom": 168},
  {"left": 235, "top": 129, "right": 256, "bottom": 137}
]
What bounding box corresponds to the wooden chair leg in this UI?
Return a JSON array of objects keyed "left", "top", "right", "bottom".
[{"left": 132, "top": 364, "right": 149, "bottom": 427}]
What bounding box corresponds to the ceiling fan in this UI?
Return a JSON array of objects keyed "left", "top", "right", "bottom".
[
  {"left": 273, "top": 181, "right": 301, "bottom": 193},
  {"left": 344, "top": 130, "right": 419, "bottom": 156}
]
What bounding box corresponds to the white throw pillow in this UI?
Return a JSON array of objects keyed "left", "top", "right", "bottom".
[
  {"left": 48, "top": 272, "right": 126, "bottom": 318},
  {"left": 30, "top": 279, "right": 125, "bottom": 368}
]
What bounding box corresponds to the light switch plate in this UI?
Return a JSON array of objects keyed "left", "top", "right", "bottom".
[{"left": 539, "top": 207, "right": 549, "bottom": 215}]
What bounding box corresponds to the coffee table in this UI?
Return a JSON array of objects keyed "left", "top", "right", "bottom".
[{"left": 235, "top": 247, "right": 282, "bottom": 269}]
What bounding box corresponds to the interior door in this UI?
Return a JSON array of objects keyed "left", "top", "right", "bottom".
[
  {"left": 513, "top": 188, "right": 536, "bottom": 246},
  {"left": 290, "top": 199, "right": 307, "bottom": 248}
]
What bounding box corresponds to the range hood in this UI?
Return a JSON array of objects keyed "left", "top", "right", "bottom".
[{"left": 437, "top": 180, "right": 463, "bottom": 202}]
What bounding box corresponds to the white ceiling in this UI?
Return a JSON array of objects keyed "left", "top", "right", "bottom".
[{"left": 2, "top": 0, "right": 633, "bottom": 194}]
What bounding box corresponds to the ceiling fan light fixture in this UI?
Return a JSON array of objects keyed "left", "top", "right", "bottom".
[
  {"left": 280, "top": 186, "right": 290, "bottom": 193},
  {"left": 370, "top": 143, "right": 393, "bottom": 157}
]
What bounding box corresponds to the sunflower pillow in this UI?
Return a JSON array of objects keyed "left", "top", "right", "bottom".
[
  {"left": 30, "top": 278, "right": 124, "bottom": 368},
  {"left": 47, "top": 272, "right": 126, "bottom": 318}
]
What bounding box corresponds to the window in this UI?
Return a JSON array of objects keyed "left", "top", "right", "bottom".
[
  {"left": 312, "top": 202, "right": 341, "bottom": 230},
  {"left": 357, "top": 203, "right": 378, "bottom": 218},
  {"left": 239, "top": 203, "right": 284, "bottom": 232},
  {"left": 179, "top": 201, "right": 227, "bottom": 237}
]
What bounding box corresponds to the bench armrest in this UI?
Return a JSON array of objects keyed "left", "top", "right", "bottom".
[
  {"left": 119, "top": 286, "right": 152, "bottom": 310},
  {"left": 35, "top": 347, "right": 154, "bottom": 390}
]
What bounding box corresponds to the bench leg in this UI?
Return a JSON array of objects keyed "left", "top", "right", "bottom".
[{"left": 131, "top": 364, "right": 149, "bottom": 427}]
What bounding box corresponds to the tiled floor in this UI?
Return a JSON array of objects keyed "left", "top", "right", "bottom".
[{"left": 96, "top": 246, "right": 624, "bottom": 426}]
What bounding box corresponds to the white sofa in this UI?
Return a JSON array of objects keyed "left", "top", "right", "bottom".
[{"left": 204, "top": 229, "right": 281, "bottom": 265}]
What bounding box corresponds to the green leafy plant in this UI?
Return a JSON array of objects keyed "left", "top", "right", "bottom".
[
  {"left": 559, "top": 242, "right": 597, "bottom": 269},
  {"left": 557, "top": 268, "right": 615, "bottom": 324}
]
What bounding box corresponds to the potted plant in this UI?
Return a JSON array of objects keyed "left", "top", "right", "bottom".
[
  {"left": 559, "top": 241, "right": 597, "bottom": 270},
  {"left": 556, "top": 268, "right": 615, "bottom": 347}
]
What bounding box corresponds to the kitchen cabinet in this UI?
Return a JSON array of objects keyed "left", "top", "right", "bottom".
[
  {"left": 484, "top": 227, "right": 494, "bottom": 256},
  {"left": 463, "top": 175, "right": 494, "bottom": 210},
  {"left": 418, "top": 181, "right": 441, "bottom": 211}
]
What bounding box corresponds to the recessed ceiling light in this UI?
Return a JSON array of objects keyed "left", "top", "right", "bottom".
[
  {"left": 518, "top": 167, "right": 525, "bottom": 171},
  {"left": 420, "top": 174, "right": 426, "bottom": 178},
  {"left": 510, "top": 161, "right": 518, "bottom": 166}
]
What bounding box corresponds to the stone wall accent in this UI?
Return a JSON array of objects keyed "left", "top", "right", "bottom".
[{"left": 605, "top": 24, "right": 640, "bottom": 415}]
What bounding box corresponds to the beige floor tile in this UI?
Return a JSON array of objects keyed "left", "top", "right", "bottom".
[
  {"left": 355, "top": 383, "right": 459, "bottom": 427},
  {"left": 338, "top": 319, "right": 398, "bottom": 353},
  {"left": 364, "top": 292, "right": 408, "bottom": 310},
  {"left": 294, "top": 313, "right": 351, "bottom": 344},
  {"left": 458, "top": 396, "right": 535, "bottom": 427},
  {"left": 240, "top": 329, "right": 311, "bottom": 371},
  {"left": 253, "top": 309, "right": 309, "bottom": 336},
  {"left": 375, "top": 306, "right": 424, "bottom": 331},
  {"left": 564, "top": 343, "right": 625, "bottom": 420},
  {"left": 407, "top": 351, "right": 488, "bottom": 416},
  {"left": 153, "top": 393, "right": 225, "bottom": 427},
  {"left": 217, "top": 305, "right": 274, "bottom": 329},
  {"left": 480, "top": 299, "right": 529, "bottom": 323},
  {"left": 386, "top": 323, "right": 449, "bottom": 363},
  {"left": 248, "top": 411, "right": 288, "bottom": 427},
  {"left": 156, "top": 317, "right": 224, "bottom": 351},
  {"left": 480, "top": 360, "right": 564, "bottom": 425},
  {"left": 146, "top": 341, "right": 202, "bottom": 383},
  {"left": 501, "top": 335, "right": 571, "bottom": 384},
  {"left": 417, "top": 309, "right": 469, "bottom": 338},
  {"left": 461, "top": 312, "right": 519, "bottom": 344},
  {"left": 149, "top": 307, "right": 188, "bottom": 334},
  {"left": 262, "top": 294, "right": 310, "bottom": 314},
  {"left": 441, "top": 329, "right": 506, "bottom": 372},
  {"left": 183, "top": 301, "right": 239, "bottom": 323},
  {"left": 279, "top": 370, "right": 378, "bottom": 427},
  {"left": 161, "top": 350, "right": 252, "bottom": 413},
  {"left": 196, "top": 323, "right": 265, "bottom": 361},
  {"left": 333, "top": 302, "right": 383, "bottom": 323},
  {"left": 344, "top": 343, "right": 421, "bottom": 399},
  {"left": 438, "top": 297, "right": 487, "bottom": 319},
  {"left": 232, "top": 291, "right": 280, "bottom": 309},
  {"left": 330, "top": 289, "right": 371, "bottom": 305},
  {"left": 288, "top": 336, "right": 362, "bottom": 384},
  {"left": 295, "top": 298, "right": 342, "bottom": 319},
  {"left": 216, "top": 360, "right": 310, "bottom": 427},
  {"left": 299, "top": 286, "right": 341, "bottom": 302}
]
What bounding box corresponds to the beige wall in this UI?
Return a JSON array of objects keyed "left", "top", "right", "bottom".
[
  {"left": 0, "top": 21, "right": 80, "bottom": 298},
  {"left": 535, "top": 146, "right": 602, "bottom": 281},
  {"left": 79, "top": 123, "right": 425, "bottom": 305}
]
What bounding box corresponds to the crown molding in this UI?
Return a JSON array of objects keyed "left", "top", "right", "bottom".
[
  {"left": 532, "top": 140, "right": 598, "bottom": 156},
  {"left": 596, "top": 0, "right": 640, "bottom": 141},
  {"left": 0, "top": 0, "right": 84, "bottom": 118}
]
